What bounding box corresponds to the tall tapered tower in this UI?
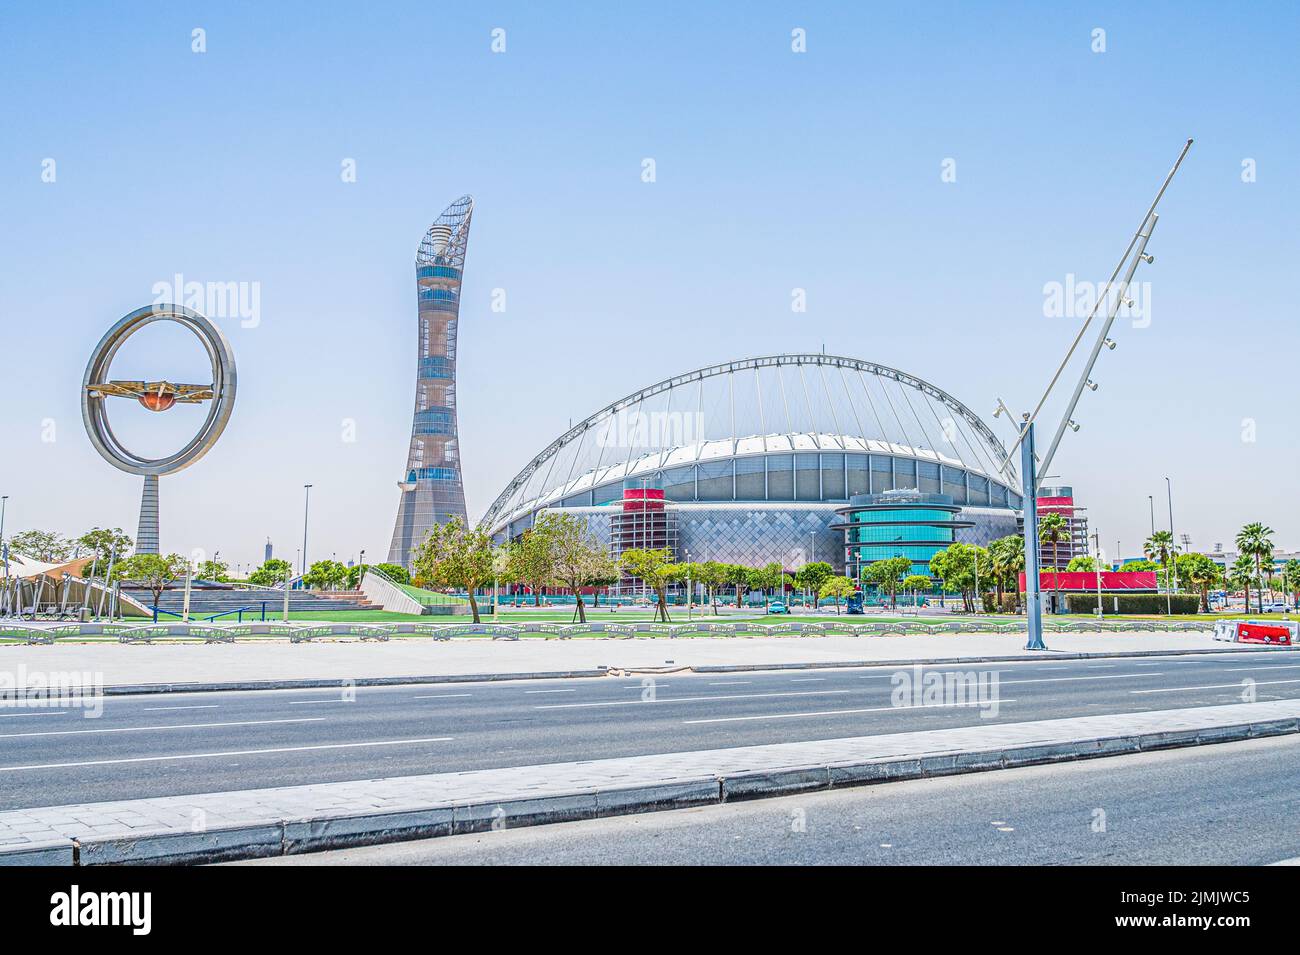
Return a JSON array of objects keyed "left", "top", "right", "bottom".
[{"left": 388, "top": 196, "right": 473, "bottom": 569}]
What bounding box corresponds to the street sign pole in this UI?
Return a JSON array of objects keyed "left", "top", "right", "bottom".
[{"left": 1022, "top": 421, "right": 1046, "bottom": 650}]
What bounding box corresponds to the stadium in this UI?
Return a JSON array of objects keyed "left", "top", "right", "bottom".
[{"left": 482, "top": 354, "right": 1024, "bottom": 579}]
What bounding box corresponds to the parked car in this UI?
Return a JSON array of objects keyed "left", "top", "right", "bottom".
[
  {"left": 767, "top": 601, "right": 791, "bottom": 614},
  {"left": 1262, "top": 602, "right": 1292, "bottom": 613}
]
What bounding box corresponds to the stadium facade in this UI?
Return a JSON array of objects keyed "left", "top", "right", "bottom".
[
  {"left": 388, "top": 196, "right": 474, "bottom": 569},
  {"left": 483, "top": 354, "right": 1024, "bottom": 579}
]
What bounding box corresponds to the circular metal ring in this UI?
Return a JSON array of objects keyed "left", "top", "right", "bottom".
[{"left": 81, "top": 304, "right": 237, "bottom": 477}]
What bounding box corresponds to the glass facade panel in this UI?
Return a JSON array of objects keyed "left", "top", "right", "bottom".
[
  {"left": 766, "top": 454, "right": 793, "bottom": 500},
  {"left": 917, "top": 460, "right": 940, "bottom": 494},
  {"left": 795, "top": 454, "right": 821, "bottom": 500},
  {"left": 846, "top": 454, "right": 869, "bottom": 496},
  {"left": 821, "top": 453, "right": 845, "bottom": 499},
  {"left": 849, "top": 507, "right": 954, "bottom": 524},
  {"left": 894, "top": 457, "right": 917, "bottom": 490},
  {"left": 662, "top": 464, "right": 695, "bottom": 501},
  {"left": 849, "top": 525, "right": 951, "bottom": 543},
  {"left": 968, "top": 475, "right": 989, "bottom": 506},
  {"left": 698, "top": 460, "right": 735, "bottom": 500},
  {"left": 734, "top": 456, "right": 764, "bottom": 500},
  {"left": 942, "top": 466, "right": 967, "bottom": 504},
  {"left": 870, "top": 455, "right": 893, "bottom": 492},
  {"left": 592, "top": 482, "right": 622, "bottom": 506}
]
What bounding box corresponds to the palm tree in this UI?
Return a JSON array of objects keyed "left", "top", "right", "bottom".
[
  {"left": 1283, "top": 559, "right": 1300, "bottom": 610},
  {"left": 1235, "top": 523, "right": 1275, "bottom": 613},
  {"left": 1039, "top": 513, "right": 1068, "bottom": 613},
  {"left": 1228, "top": 555, "right": 1257, "bottom": 613},
  {"left": 988, "top": 535, "right": 1024, "bottom": 612}
]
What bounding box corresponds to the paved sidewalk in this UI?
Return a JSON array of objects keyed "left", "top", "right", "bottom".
[
  {"left": 0, "top": 632, "right": 1274, "bottom": 692},
  {"left": 3, "top": 699, "right": 1297, "bottom": 865}
]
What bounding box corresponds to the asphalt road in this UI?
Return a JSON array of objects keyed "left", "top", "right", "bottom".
[
  {"left": 1, "top": 650, "right": 1298, "bottom": 810},
  {"left": 241, "top": 734, "right": 1300, "bottom": 866}
]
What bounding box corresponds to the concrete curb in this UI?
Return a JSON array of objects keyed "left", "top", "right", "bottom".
[
  {"left": 8, "top": 645, "right": 1290, "bottom": 699},
  {"left": 10, "top": 711, "right": 1295, "bottom": 865}
]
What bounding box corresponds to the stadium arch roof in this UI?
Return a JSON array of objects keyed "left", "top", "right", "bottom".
[{"left": 482, "top": 353, "right": 1020, "bottom": 533}]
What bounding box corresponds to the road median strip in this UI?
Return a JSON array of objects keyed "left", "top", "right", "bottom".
[{"left": 2, "top": 698, "right": 1298, "bottom": 865}]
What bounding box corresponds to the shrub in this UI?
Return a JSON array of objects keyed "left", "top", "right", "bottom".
[{"left": 1064, "top": 593, "right": 1200, "bottom": 615}]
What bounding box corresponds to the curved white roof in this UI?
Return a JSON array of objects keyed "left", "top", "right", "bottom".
[{"left": 483, "top": 353, "right": 1018, "bottom": 531}]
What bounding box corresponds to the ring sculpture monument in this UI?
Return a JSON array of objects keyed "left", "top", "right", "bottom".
[{"left": 81, "top": 304, "right": 237, "bottom": 554}]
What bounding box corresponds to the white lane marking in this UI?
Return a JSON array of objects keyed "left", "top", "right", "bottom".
[
  {"left": 537, "top": 689, "right": 853, "bottom": 709},
  {"left": 684, "top": 699, "right": 1017, "bottom": 725},
  {"left": 997, "top": 673, "right": 1162, "bottom": 686},
  {"left": 412, "top": 694, "right": 473, "bottom": 700},
  {"left": 0, "top": 736, "right": 455, "bottom": 773},
  {"left": 142, "top": 705, "right": 219, "bottom": 711},
  {"left": 0, "top": 717, "right": 325, "bottom": 740},
  {"left": 790, "top": 678, "right": 825, "bottom": 683},
  {"left": 1222, "top": 664, "right": 1300, "bottom": 672},
  {"left": 288, "top": 699, "right": 352, "bottom": 705},
  {"left": 1086, "top": 664, "right": 1117, "bottom": 669},
  {"left": 0, "top": 711, "right": 68, "bottom": 718},
  {"left": 525, "top": 689, "right": 577, "bottom": 694},
  {"left": 1133, "top": 678, "right": 1300, "bottom": 694},
  {"left": 708, "top": 681, "right": 752, "bottom": 686}
]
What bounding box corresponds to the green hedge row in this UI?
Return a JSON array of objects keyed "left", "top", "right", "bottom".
[{"left": 1064, "top": 593, "right": 1201, "bottom": 615}]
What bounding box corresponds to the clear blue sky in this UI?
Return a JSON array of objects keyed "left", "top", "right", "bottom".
[{"left": 1, "top": 1, "right": 1296, "bottom": 571}]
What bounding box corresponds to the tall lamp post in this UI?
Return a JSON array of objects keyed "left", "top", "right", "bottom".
[
  {"left": 0, "top": 495, "right": 8, "bottom": 581},
  {"left": 301, "top": 484, "right": 313, "bottom": 578},
  {"left": 1165, "top": 476, "right": 1177, "bottom": 613}
]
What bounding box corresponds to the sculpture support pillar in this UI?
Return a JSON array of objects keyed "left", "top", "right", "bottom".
[{"left": 137, "top": 475, "right": 160, "bottom": 555}]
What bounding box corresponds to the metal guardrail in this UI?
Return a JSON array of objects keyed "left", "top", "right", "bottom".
[{"left": 0, "top": 618, "right": 1226, "bottom": 644}]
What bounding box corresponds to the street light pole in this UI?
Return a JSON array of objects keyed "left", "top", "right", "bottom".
[
  {"left": 301, "top": 484, "right": 313, "bottom": 578},
  {"left": 1166, "top": 476, "right": 1177, "bottom": 613},
  {"left": 1021, "top": 421, "right": 1046, "bottom": 650},
  {"left": 0, "top": 495, "right": 8, "bottom": 581},
  {"left": 1148, "top": 495, "right": 1155, "bottom": 536},
  {"left": 1093, "top": 529, "right": 1104, "bottom": 619}
]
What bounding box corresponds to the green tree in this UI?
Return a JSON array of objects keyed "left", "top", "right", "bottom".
[
  {"left": 864, "top": 556, "right": 913, "bottom": 609},
  {"left": 1281, "top": 559, "right": 1300, "bottom": 609},
  {"left": 1120, "top": 558, "right": 1158, "bottom": 572},
  {"left": 1144, "top": 529, "right": 1179, "bottom": 614},
  {"left": 746, "top": 562, "right": 789, "bottom": 608},
  {"left": 619, "top": 548, "right": 678, "bottom": 622},
  {"left": 1039, "top": 512, "right": 1069, "bottom": 610},
  {"left": 196, "top": 557, "right": 230, "bottom": 582},
  {"left": 1228, "top": 555, "right": 1257, "bottom": 613},
  {"left": 929, "top": 544, "right": 990, "bottom": 612},
  {"left": 794, "top": 561, "right": 834, "bottom": 608},
  {"left": 303, "top": 559, "right": 347, "bottom": 590},
  {"left": 819, "top": 575, "right": 857, "bottom": 614},
  {"left": 726, "top": 563, "right": 751, "bottom": 608},
  {"left": 110, "top": 552, "right": 189, "bottom": 606},
  {"left": 372, "top": 562, "right": 410, "bottom": 585},
  {"left": 344, "top": 563, "right": 367, "bottom": 589},
  {"left": 412, "top": 517, "right": 496, "bottom": 624},
  {"left": 1176, "top": 552, "right": 1222, "bottom": 613},
  {"left": 987, "top": 534, "right": 1025, "bottom": 610},
  {"left": 506, "top": 525, "right": 556, "bottom": 606},
  {"left": 249, "top": 558, "right": 294, "bottom": 586},
  {"left": 77, "top": 527, "right": 133, "bottom": 577},
  {"left": 537, "top": 511, "right": 617, "bottom": 623},
  {"left": 8, "top": 529, "right": 73, "bottom": 563},
  {"left": 902, "top": 574, "right": 933, "bottom": 604},
  {"left": 1235, "top": 522, "right": 1275, "bottom": 613},
  {"left": 697, "top": 561, "right": 729, "bottom": 612},
  {"left": 1065, "top": 555, "right": 1098, "bottom": 572}
]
